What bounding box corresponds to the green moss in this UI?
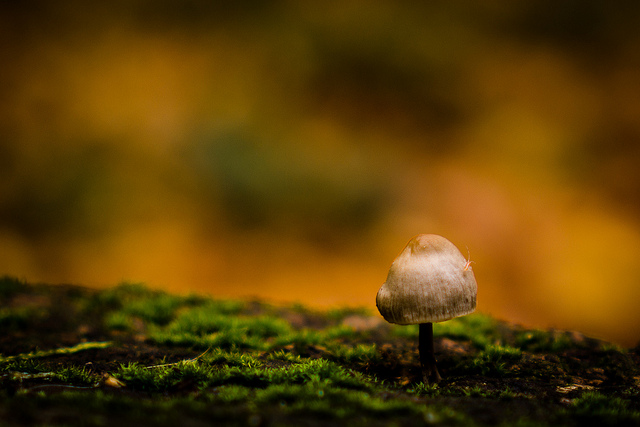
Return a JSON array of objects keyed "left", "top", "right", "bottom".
[
  {"left": 389, "top": 323, "right": 419, "bottom": 339},
  {"left": 410, "top": 382, "right": 525, "bottom": 400},
  {"left": 515, "top": 329, "right": 577, "bottom": 353},
  {"left": 1, "top": 279, "right": 636, "bottom": 427},
  {"left": 407, "top": 382, "right": 441, "bottom": 397},
  {"left": 0, "top": 363, "right": 96, "bottom": 387},
  {"left": 0, "top": 306, "right": 47, "bottom": 331},
  {"left": 113, "top": 355, "right": 372, "bottom": 395},
  {"left": 266, "top": 349, "right": 303, "bottom": 363},
  {"left": 171, "top": 308, "right": 291, "bottom": 338},
  {"left": 0, "top": 384, "right": 468, "bottom": 427},
  {"left": 122, "top": 293, "right": 184, "bottom": 326},
  {"left": 147, "top": 304, "right": 291, "bottom": 350},
  {"left": 390, "top": 313, "right": 502, "bottom": 349},
  {"left": 323, "top": 324, "right": 360, "bottom": 339},
  {"left": 90, "top": 283, "right": 219, "bottom": 331},
  {"left": 273, "top": 329, "right": 323, "bottom": 348},
  {"left": 468, "top": 344, "right": 523, "bottom": 376},
  {"left": 116, "top": 360, "right": 217, "bottom": 392},
  {"left": 328, "top": 343, "right": 380, "bottom": 366},
  {"left": 87, "top": 283, "right": 181, "bottom": 331},
  {"left": 213, "top": 384, "right": 252, "bottom": 403},
  {"left": 254, "top": 383, "right": 428, "bottom": 421},
  {"left": 3, "top": 390, "right": 234, "bottom": 427},
  {"left": 96, "top": 282, "right": 156, "bottom": 308},
  {"left": 53, "top": 366, "right": 97, "bottom": 386},
  {"left": 0, "top": 341, "right": 113, "bottom": 364},
  {"left": 0, "top": 358, "right": 46, "bottom": 374},
  {"left": 435, "top": 313, "right": 502, "bottom": 349},
  {"left": 104, "top": 311, "right": 134, "bottom": 331},
  {"left": 463, "top": 384, "right": 497, "bottom": 397},
  {"left": 498, "top": 387, "right": 519, "bottom": 400},
  {"left": 202, "top": 348, "right": 263, "bottom": 368},
  {"left": 564, "top": 391, "right": 640, "bottom": 425},
  {"left": 267, "top": 359, "right": 371, "bottom": 390},
  {"left": 151, "top": 327, "right": 269, "bottom": 351}
]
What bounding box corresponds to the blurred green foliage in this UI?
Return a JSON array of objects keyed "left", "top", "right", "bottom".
[
  {"left": 188, "top": 133, "right": 387, "bottom": 233},
  {"left": 4, "top": 0, "right": 640, "bottom": 243}
]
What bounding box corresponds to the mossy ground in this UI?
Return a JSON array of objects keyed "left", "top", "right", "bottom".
[{"left": 1, "top": 276, "right": 639, "bottom": 426}]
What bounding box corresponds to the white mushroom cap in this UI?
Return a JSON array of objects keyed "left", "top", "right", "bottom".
[{"left": 376, "top": 234, "right": 477, "bottom": 325}]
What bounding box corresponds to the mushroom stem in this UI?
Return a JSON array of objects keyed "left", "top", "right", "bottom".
[{"left": 419, "top": 322, "right": 442, "bottom": 384}]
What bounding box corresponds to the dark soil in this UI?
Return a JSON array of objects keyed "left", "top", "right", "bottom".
[{"left": 1, "top": 279, "right": 639, "bottom": 426}]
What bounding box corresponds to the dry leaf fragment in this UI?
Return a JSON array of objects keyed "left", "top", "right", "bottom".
[{"left": 102, "top": 373, "right": 126, "bottom": 388}]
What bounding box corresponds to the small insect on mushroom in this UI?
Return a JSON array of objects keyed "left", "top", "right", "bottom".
[{"left": 463, "top": 246, "right": 475, "bottom": 272}]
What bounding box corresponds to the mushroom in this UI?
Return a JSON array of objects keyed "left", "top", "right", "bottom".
[{"left": 376, "top": 234, "right": 477, "bottom": 384}]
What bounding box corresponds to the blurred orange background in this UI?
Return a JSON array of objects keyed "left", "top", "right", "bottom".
[{"left": 2, "top": 1, "right": 640, "bottom": 346}]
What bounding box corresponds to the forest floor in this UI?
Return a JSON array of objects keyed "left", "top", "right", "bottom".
[{"left": 0, "top": 276, "right": 639, "bottom": 426}]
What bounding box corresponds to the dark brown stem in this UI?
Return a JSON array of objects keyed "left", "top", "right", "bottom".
[{"left": 419, "top": 322, "right": 442, "bottom": 384}]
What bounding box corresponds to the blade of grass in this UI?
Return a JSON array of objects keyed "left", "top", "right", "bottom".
[{"left": 0, "top": 341, "right": 113, "bottom": 363}]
